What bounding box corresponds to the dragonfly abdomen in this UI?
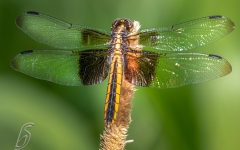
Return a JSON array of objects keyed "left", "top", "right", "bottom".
[{"left": 104, "top": 53, "right": 123, "bottom": 127}]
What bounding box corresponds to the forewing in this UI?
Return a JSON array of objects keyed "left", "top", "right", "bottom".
[
  {"left": 16, "top": 11, "right": 110, "bottom": 49},
  {"left": 125, "top": 51, "right": 232, "bottom": 88},
  {"left": 11, "top": 49, "right": 110, "bottom": 86},
  {"left": 139, "top": 15, "right": 235, "bottom": 51}
]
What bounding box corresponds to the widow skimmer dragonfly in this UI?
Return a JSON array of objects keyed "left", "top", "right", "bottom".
[{"left": 11, "top": 11, "right": 234, "bottom": 127}]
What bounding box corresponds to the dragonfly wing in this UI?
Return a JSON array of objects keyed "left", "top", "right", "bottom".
[
  {"left": 11, "top": 49, "right": 110, "bottom": 86},
  {"left": 125, "top": 51, "right": 232, "bottom": 88},
  {"left": 16, "top": 11, "right": 110, "bottom": 49},
  {"left": 139, "top": 15, "right": 235, "bottom": 51}
]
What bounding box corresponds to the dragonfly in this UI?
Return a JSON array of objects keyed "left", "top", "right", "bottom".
[{"left": 11, "top": 11, "right": 235, "bottom": 127}]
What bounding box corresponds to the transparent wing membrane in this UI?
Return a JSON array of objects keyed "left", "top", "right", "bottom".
[
  {"left": 139, "top": 15, "right": 234, "bottom": 52},
  {"left": 16, "top": 11, "right": 110, "bottom": 49}
]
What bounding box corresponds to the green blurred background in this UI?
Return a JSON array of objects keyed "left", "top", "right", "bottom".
[{"left": 0, "top": 0, "right": 239, "bottom": 150}]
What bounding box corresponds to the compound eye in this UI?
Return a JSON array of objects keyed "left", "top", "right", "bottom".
[
  {"left": 125, "top": 19, "right": 133, "bottom": 31},
  {"left": 111, "top": 20, "right": 118, "bottom": 30}
]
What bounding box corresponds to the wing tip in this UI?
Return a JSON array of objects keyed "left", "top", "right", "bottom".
[
  {"left": 10, "top": 56, "right": 19, "bottom": 70},
  {"left": 208, "top": 54, "right": 232, "bottom": 76},
  {"left": 11, "top": 50, "right": 34, "bottom": 70},
  {"left": 209, "top": 15, "right": 235, "bottom": 31},
  {"left": 16, "top": 11, "right": 40, "bottom": 28}
]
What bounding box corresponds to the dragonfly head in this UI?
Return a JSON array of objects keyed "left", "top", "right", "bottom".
[{"left": 111, "top": 18, "right": 134, "bottom": 32}]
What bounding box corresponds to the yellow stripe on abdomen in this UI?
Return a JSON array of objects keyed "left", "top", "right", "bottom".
[{"left": 104, "top": 54, "right": 123, "bottom": 127}]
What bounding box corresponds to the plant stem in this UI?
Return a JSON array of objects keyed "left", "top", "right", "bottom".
[{"left": 99, "top": 79, "right": 135, "bottom": 150}]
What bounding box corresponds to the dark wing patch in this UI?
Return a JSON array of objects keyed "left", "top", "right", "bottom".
[
  {"left": 124, "top": 51, "right": 160, "bottom": 86},
  {"left": 77, "top": 49, "right": 110, "bottom": 85}
]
